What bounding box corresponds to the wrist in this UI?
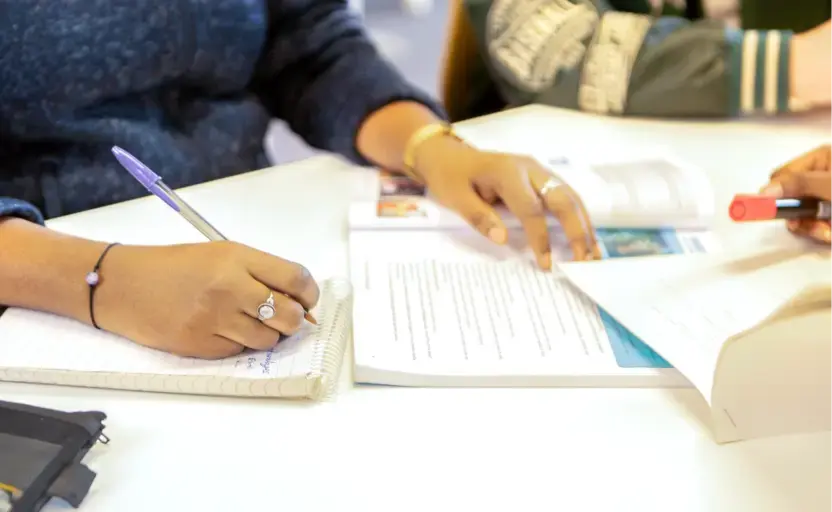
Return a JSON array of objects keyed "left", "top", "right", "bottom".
[
  {"left": 404, "top": 122, "right": 471, "bottom": 181},
  {"left": 87, "top": 244, "right": 151, "bottom": 333},
  {"left": 410, "top": 131, "right": 471, "bottom": 181},
  {"left": 356, "top": 101, "right": 446, "bottom": 172},
  {"left": 790, "top": 30, "right": 830, "bottom": 108},
  {"left": 0, "top": 219, "right": 108, "bottom": 323}
]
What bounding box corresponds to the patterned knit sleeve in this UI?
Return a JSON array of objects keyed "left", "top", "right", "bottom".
[
  {"left": 463, "top": 0, "right": 798, "bottom": 118},
  {"left": 249, "top": 0, "right": 447, "bottom": 165},
  {"left": 0, "top": 198, "right": 45, "bottom": 225}
]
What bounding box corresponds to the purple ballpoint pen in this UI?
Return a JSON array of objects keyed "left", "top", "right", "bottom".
[
  {"left": 111, "top": 146, "right": 318, "bottom": 324},
  {"left": 111, "top": 146, "right": 226, "bottom": 241}
]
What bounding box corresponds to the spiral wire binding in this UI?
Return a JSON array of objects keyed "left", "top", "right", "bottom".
[{"left": 306, "top": 278, "right": 353, "bottom": 401}]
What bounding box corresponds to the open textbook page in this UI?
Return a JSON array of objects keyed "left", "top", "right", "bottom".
[
  {"left": 558, "top": 250, "right": 832, "bottom": 401},
  {"left": 349, "top": 222, "right": 715, "bottom": 387},
  {"left": 537, "top": 154, "right": 714, "bottom": 228},
  {"left": 349, "top": 151, "right": 718, "bottom": 387},
  {"left": 354, "top": 154, "right": 714, "bottom": 231}
]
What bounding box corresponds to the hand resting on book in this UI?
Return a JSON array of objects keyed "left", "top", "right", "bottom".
[
  {"left": 0, "top": 219, "right": 319, "bottom": 359},
  {"left": 408, "top": 137, "right": 603, "bottom": 269},
  {"left": 761, "top": 144, "right": 831, "bottom": 244}
]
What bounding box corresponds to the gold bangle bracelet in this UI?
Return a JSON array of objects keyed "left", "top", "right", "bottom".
[{"left": 402, "top": 123, "right": 460, "bottom": 177}]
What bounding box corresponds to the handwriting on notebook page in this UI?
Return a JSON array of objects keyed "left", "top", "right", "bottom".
[{"left": 229, "top": 331, "right": 307, "bottom": 377}]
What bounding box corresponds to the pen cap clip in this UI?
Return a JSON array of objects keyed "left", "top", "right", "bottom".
[
  {"left": 111, "top": 146, "right": 162, "bottom": 190},
  {"left": 729, "top": 195, "right": 778, "bottom": 222}
]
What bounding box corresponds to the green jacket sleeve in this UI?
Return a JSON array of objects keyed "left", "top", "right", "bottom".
[{"left": 463, "top": 0, "right": 798, "bottom": 119}]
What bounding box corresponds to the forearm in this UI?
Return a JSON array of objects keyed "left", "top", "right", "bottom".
[
  {"left": 789, "top": 25, "right": 831, "bottom": 108},
  {"left": 355, "top": 101, "right": 446, "bottom": 173},
  {"left": 0, "top": 218, "right": 105, "bottom": 323}
]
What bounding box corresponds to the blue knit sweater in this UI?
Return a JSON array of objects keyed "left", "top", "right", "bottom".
[{"left": 0, "top": 0, "right": 442, "bottom": 224}]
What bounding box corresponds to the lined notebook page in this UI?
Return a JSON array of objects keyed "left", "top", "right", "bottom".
[
  {"left": 0, "top": 278, "right": 351, "bottom": 381},
  {"left": 560, "top": 250, "right": 832, "bottom": 400},
  {"left": 0, "top": 309, "right": 312, "bottom": 378}
]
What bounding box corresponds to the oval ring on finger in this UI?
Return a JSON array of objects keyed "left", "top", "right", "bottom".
[
  {"left": 257, "top": 291, "right": 276, "bottom": 321},
  {"left": 246, "top": 286, "right": 306, "bottom": 336}
]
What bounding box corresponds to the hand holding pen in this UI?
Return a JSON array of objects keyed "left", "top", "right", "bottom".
[
  {"left": 88, "top": 147, "right": 320, "bottom": 359},
  {"left": 729, "top": 144, "right": 830, "bottom": 245}
]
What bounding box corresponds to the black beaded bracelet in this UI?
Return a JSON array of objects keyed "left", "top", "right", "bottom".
[{"left": 86, "top": 243, "right": 120, "bottom": 330}]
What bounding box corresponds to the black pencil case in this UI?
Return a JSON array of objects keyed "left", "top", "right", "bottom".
[{"left": 0, "top": 400, "right": 107, "bottom": 512}]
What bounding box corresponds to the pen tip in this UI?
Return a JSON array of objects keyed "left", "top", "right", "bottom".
[{"left": 305, "top": 312, "right": 319, "bottom": 325}]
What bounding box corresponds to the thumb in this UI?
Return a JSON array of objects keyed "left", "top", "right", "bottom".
[
  {"left": 765, "top": 171, "right": 832, "bottom": 201},
  {"left": 444, "top": 186, "right": 507, "bottom": 244}
]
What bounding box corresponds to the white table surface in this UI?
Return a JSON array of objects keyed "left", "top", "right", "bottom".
[{"left": 2, "top": 106, "right": 830, "bottom": 512}]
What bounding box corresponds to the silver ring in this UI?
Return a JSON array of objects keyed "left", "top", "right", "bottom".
[
  {"left": 257, "top": 292, "right": 276, "bottom": 321},
  {"left": 538, "top": 177, "right": 562, "bottom": 197}
]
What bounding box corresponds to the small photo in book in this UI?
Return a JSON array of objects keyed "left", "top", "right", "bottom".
[
  {"left": 600, "top": 229, "right": 677, "bottom": 258},
  {"left": 376, "top": 199, "right": 428, "bottom": 218},
  {"left": 379, "top": 171, "right": 426, "bottom": 198}
]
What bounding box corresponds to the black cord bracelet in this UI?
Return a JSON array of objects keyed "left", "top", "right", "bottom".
[{"left": 86, "top": 243, "right": 120, "bottom": 330}]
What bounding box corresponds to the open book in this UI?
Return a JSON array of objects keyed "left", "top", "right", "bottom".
[
  {"left": 349, "top": 155, "right": 719, "bottom": 387},
  {"left": 559, "top": 249, "right": 832, "bottom": 443},
  {"left": 0, "top": 279, "right": 353, "bottom": 400},
  {"left": 362, "top": 153, "right": 716, "bottom": 232}
]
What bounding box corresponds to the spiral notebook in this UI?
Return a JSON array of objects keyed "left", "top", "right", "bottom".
[{"left": 0, "top": 278, "right": 353, "bottom": 400}]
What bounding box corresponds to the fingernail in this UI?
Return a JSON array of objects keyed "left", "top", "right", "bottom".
[
  {"left": 760, "top": 183, "right": 784, "bottom": 197},
  {"left": 538, "top": 252, "right": 551, "bottom": 270},
  {"left": 487, "top": 226, "right": 507, "bottom": 244},
  {"left": 811, "top": 223, "right": 832, "bottom": 243}
]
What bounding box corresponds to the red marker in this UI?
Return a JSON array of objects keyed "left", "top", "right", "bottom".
[{"left": 729, "top": 194, "right": 832, "bottom": 222}]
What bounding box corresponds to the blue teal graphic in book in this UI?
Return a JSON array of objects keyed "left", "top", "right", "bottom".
[{"left": 592, "top": 228, "right": 707, "bottom": 369}]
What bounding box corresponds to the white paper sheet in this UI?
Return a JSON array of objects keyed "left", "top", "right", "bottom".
[{"left": 559, "top": 250, "right": 832, "bottom": 400}]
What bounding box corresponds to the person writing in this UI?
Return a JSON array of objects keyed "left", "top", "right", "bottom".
[
  {"left": 444, "top": 0, "right": 830, "bottom": 121},
  {"left": 0, "top": 0, "right": 599, "bottom": 359}
]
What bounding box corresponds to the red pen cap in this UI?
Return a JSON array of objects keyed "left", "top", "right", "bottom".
[{"left": 729, "top": 194, "right": 778, "bottom": 221}]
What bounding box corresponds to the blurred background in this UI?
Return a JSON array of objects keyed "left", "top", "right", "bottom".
[{"left": 265, "top": 0, "right": 448, "bottom": 165}]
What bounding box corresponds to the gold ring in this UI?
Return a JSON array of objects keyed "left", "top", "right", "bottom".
[{"left": 538, "top": 177, "right": 562, "bottom": 197}]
